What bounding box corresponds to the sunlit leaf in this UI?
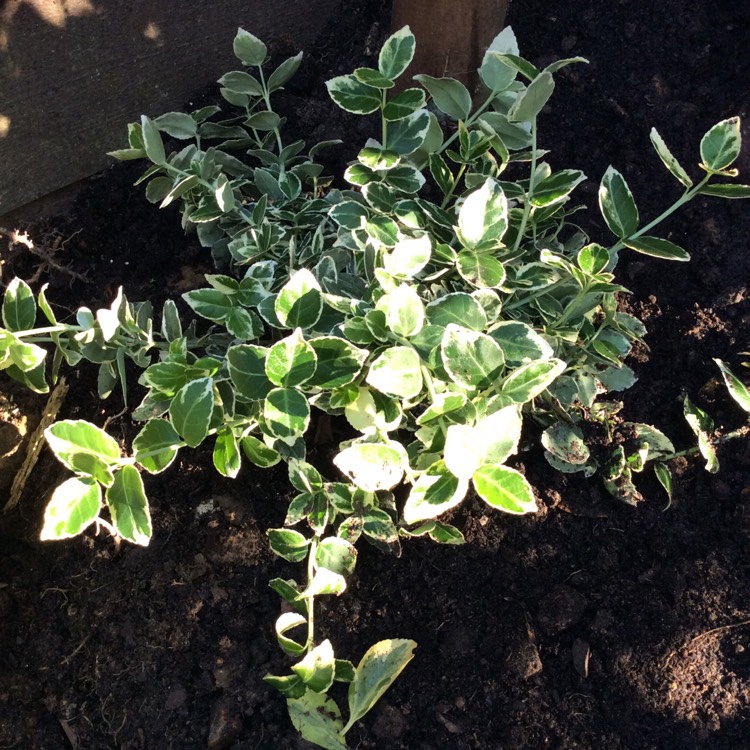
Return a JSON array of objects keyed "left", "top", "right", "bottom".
[
  {"left": 40, "top": 478, "right": 101, "bottom": 541},
  {"left": 105, "top": 465, "right": 152, "bottom": 545}
]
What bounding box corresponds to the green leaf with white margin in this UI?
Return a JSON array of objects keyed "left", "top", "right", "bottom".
[
  {"left": 227, "top": 344, "right": 274, "bottom": 400},
  {"left": 224, "top": 307, "right": 263, "bottom": 340},
  {"left": 387, "top": 110, "right": 431, "bottom": 155},
  {"left": 366, "top": 346, "right": 423, "bottom": 399},
  {"left": 416, "top": 392, "right": 467, "bottom": 425},
  {"left": 456, "top": 252, "right": 506, "bottom": 289},
  {"left": 480, "top": 50, "right": 517, "bottom": 93},
  {"left": 275, "top": 611, "right": 307, "bottom": 656},
  {"left": 378, "top": 25, "right": 416, "bottom": 79},
  {"left": 654, "top": 463, "right": 673, "bottom": 510},
  {"left": 426, "top": 293, "right": 486, "bottom": 332},
  {"left": 488, "top": 321, "right": 553, "bottom": 364},
  {"left": 476, "top": 404, "right": 522, "bottom": 464},
  {"left": 268, "top": 528, "right": 310, "bottom": 563},
  {"left": 700, "top": 117, "right": 741, "bottom": 172},
  {"left": 169, "top": 173, "right": 205, "bottom": 206},
  {"left": 105, "top": 465, "right": 152, "bottom": 545},
  {"left": 307, "top": 337, "right": 367, "bottom": 389},
  {"left": 472, "top": 464, "right": 537, "bottom": 514},
  {"left": 624, "top": 422, "right": 675, "bottom": 460},
  {"left": 334, "top": 442, "right": 405, "bottom": 492},
  {"left": 599, "top": 167, "right": 639, "bottom": 238},
  {"left": 40, "top": 477, "right": 101, "bottom": 541},
  {"left": 182, "top": 288, "right": 234, "bottom": 322},
  {"left": 298, "top": 567, "right": 347, "bottom": 598},
  {"left": 383, "top": 88, "right": 426, "bottom": 121},
  {"left": 384, "top": 234, "right": 431, "bottom": 279},
  {"left": 0, "top": 330, "right": 47, "bottom": 374},
  {"left": 275, "top": 269, "right": 323, "bottom": 329},
  {"left": 293, "top": 640, "right": 336, "bottom": 694},
  {"left": 266, "top": 329, "right": 317, "bottom": 388},
  {"left": 213, "top": 429, "right": 241, "bottom": 478},
  {"left": 161, "top": 299, "right": 182, "bottom": 342},
  {"left": 265, "top": 673, "right": 305, "bottom": 699},
  {"left": 241, "top": 435, "right": 281, "bottom": 468},
  {"left": 377, "top": 285, "right": 425, "bottom": 338},
  {"left": 531, "top": 169, "right": 586, "bottom": 207},
  {"left": 264, "top": 387, "right": 311, "bottom": 441},
  {"left": 441, "top": 324, "right": 505, "bottom": 390},
  {"left": 45, "top": 419, "right": 121, "bottom": 470},
  {"left": 344, "top": 387, "right": 402, "bottom": 434},
  {"left": 354, "top": 67, "right": 395, "bottom": 89},
  {"left": 542, "top": 422, "right": 590, "bottom": 465},
  {"left": 414, "top": 75, "right": 471, "bottom": 120},
  {"left": 2, "top": 278, "right": 36, "bottom": 331},
  {"left": 288, "top": 690, "right": 346, "bottom": 750},
  {"left": 507, "top": 71, "right": 554, "bottom": 122},
  {"left": 479, "top": 27, "right": 519, "bottom": 91},
  {"left": 387, "top": 164, "right": 427, "bottom": 193},
  {"left": 402, "top": 521, "right": 465, "bottom": 545},
  {"left": 215, "top": 173, "right": 235, "bottom": 212},
  {"left": 133, "top": 418, "right": 181, "bottom": 474},
  {"left": 342, "top": 639, "right": 416, "bottom": 734},
  {"left": 233, "top": 27, "right": 267, "bottom": 66},
  {"left": 698, "top": 184, "right": 750, "bottom": 199},
  {"left": 714, "top": 359, "right": 750, "bottom": 413},
  {"left": 316, "top": 537, "right": 357, "bottom": 577},
  {"left": 268, "top": 51, "right": 304, "bottom": 92},
  {"left": 649, "top": 128, "right": 692, "bottom": 187},
  {"left": 403, "top": 460, "right": 468, "bottom": 524},
  {"left": 683, "top": 395, "right": 719, "bottom": 473},
  {"left": 169, "top": 377, "right": 214, "bottom": 448},
  {"left": 623, "top": 236, "right": 689, "bottom": 261},
  {"left": 501, "top": 358, "right": 566, "bottom": 403},
  {"left": 577, "top": 243, "right": 611, "bottom": 274},
  {"left": 141, "top": 115, "right": 166, "bottom": 164},
  {"left": 456, "top": 178, "right": 508, "bottom": 250},
  {"left": 326, "top": 74, "right": 381, "bottom": 115},
  {"left": 154, "top": 111, "right": 197, "bottom": 139}
]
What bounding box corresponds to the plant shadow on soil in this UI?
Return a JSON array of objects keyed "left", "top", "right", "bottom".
[{"left": 1, "top": 1, "right": 749, "bottom": 748}]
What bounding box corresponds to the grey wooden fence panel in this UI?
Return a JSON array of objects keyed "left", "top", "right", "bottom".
[{"left": 0, "top": 0, "right": 341, "bottom": 216}]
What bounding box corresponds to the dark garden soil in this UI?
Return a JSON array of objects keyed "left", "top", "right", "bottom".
[{"left": 2, "top": 1, "right": 750, "bottom": 748}]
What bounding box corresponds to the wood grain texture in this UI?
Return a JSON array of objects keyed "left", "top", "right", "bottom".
[
  {"left": 0, "top": 0, "right": 341, "bottom": 216},
  {"left": 391, "top": 0, "right": 509, "bottom": 89}
]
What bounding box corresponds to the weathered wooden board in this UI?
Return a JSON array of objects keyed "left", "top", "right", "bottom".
[
  {"left": 391, "top": 0, "right": 509, "bottom": 88},
  {"left": 0, "top": 0, "right": 341, "bottom": 217}
]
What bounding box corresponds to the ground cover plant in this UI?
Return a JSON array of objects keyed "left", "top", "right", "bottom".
[{"left": 1, "top": 13, "right": 750, "bottom": 748}]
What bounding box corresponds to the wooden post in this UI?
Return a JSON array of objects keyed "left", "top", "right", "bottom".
[{"left": 391, "top": 0, "right": 509, "bottom": 90}]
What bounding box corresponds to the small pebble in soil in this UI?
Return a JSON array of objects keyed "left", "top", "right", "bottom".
[{"left": 507, "top": 638, "right": 543, "bottom": 679}]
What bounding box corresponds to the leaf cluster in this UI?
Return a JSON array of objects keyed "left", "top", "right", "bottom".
[{"left": 2, "top": 25, "right": 750, "bottom": 748}]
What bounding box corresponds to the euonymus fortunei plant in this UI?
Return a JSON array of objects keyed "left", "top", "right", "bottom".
[{"left": 2, "top": 26, "right": 750, "bottom": 747}]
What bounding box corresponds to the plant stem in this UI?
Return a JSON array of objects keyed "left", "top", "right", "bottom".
[
  {"left": 13, "top": 324, "right": 81, "bottom": 338},
  {"left": 502, "top": 277, "right": 569, "bottom": 312},
  {"left": 609, "top": 174, "right": 712, "bottom": 254},
  {"left": 305, "top": 538, "right": 318, "bottom": 652},
  {"left": 381, "top": 91, "right": 388, "bottom": 148},
  {"left": 661, "top": 425, "right": 750, "bottom": 460},
  {"left": 438, "top": 94, "right": 497, "bottom": 156},
  {"left": 257, "top": 65, "right": 284, "bottom": 155},
  {"left": 440, "top": 164, "right": 467, "bottom": 210},
  {"left": 512, "top": 119, "right": 538, "bottom": 254}
]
